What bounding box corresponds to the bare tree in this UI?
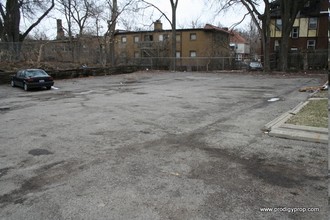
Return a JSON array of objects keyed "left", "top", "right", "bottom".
[
  {"left": 71, "top": 0, "right": 98, "bottom": 36},
  {"left": 56, "top": 0, "right": 99, "bottom": 37},
  {"left": 213, "top": 0, "right": 272, "bottom": 72},
  {"left": 238, "top": 18, "right": 261, "bottom": 59},
  {"left": 106, "top": 0, "right": 118, "bottom": 66},
  {"left": 190, "top": 16, "right": 203, "bottom": 29},
  {"left": 275, "top": 0, "right": 316, "bottom": 71},
  {"left": 170, "top": 0, "right": 178, "bottom": 70},
  {"left": 56, "top": 0, "right": 73, "bottom": 38},
  {"left": 0, "top": 0, "right": 55, "bottom": 42},
  {"left": 140, "top": 0, "right": 178, "bottom": 70},
  {"left": 104, "top": 0, "right": 137, "bottom": 66}
]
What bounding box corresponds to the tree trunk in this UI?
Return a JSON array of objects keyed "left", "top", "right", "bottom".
[
  {"left": 109, "top": 0, "right": 118, "bottom": 66},
  {"left": 170, "top": 0, "right": 178, "bottom": 71},
  {"left": 240, "top": 0, "right": 271, "bottom": 72},
  {"left": 5, "top": 0, "right": 20, "bottom": 43},
  {"left": 4, "top": 0, "right": 20, "bottom": 60},
  {"left": 279, "top": 35, "right": 290, "bottom": 71},
  {"left": 261, "top": 2, "right": 271, "bottom": 72},
  {"left": 278, "top": 0, "right": 294, "bottom": 71},
  {"left": 278, "top": 0, "right": 309, "bottom": 71}
]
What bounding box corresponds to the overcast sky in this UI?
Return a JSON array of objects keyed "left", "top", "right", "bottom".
[
  {"left": 145, "top": 0, "right": 251, "bottom": 29},
  {"left": 28, "top": 0, "right": 254, "bottom": 39}
]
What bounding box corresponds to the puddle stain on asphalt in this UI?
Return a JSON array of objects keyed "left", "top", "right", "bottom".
[
  {"left": 191, "top": 146, "right": 326, "bottom": 189},
  {"left": 28, "top": 149, "right": 53, "bottom": 156},
  {"left": 0, "top": 160, "right": 77, "bottom": 208},
  {"left": 0, "top": 167, "right": 11, "bottom": 178}
]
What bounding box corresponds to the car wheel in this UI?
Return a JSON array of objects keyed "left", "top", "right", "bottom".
[
  {"left": 11, "top": 80, "right": 15, "bottom": 87},
  {"left": 23, "top": 83, "right": 29, "bottom": 91},
  {"left": 46, "top": 86, "right": 51, "bottom": 90}
]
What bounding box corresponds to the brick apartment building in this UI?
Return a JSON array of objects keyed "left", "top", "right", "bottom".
[
  {"left": 113, "top": 21, "right": 231, "bottom": 70},
  {"left": 269, "top": 0, "right": 329, "bottom": 69}
]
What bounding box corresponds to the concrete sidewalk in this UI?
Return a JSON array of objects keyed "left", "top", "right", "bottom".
[{"left": 263, "top": 98, "right": 328, "bottom": 144}]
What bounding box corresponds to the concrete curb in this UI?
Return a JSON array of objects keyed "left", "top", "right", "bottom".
[
  {"left": 262, "top": 101, "right": 309, "bottom": 131},
  {"left": 263, "top": 99, "right": 328, "bottom": 144}
]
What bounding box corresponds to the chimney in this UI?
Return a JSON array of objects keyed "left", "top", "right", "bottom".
[
  {"left": 154, "top": 20, "right": 163, "bottom": 31},
  {"left": 56, "top": 19, "right": 65, "bottom": 40}
]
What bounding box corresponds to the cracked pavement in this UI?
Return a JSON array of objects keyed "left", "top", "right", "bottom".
[{"left": 0, "top": 71, "right": 327, "bottom": 219}]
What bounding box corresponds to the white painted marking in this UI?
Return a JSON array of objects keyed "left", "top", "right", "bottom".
[{"left": 268, "top": 98, "right": 280, "bottom": 102}]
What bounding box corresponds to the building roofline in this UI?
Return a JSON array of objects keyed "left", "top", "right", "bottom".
[{"left": 114, "top": 24, "right": 230, "bottom": 35}]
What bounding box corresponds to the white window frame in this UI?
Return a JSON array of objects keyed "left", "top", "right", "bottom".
[
  {"left": 190, "top": 51, "right": 197, "bottom": 57},
  {"left": 121, "top": 36, "right": 127, "bottom": 43},
  {"left": 291, "top": 27, "right": 299, "bottom": 38},
  {"left": 134, "top": 36, "right": 139, "bottom": 43},
  {"left": 308, "top": 18, "right": 318, "bottom": 30},
  {"left": 307, "top": 40, "right": 316, "bottom": 50},
  {"left": 176, "top": 51, "right": 181, "bottom": 58},
  {"left": 275, "top": 19, "right": 282, "bottom": 31},
  {"left": 190, "top": 33, "right": 197, "bottom": 41}
]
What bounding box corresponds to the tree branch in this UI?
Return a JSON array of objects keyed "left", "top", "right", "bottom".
[
  {"left": 140, "top": 0, "right": 172, "bottom": 25},
  {"left": 21, "top": 0, "right": 55, "bottom": 41}
]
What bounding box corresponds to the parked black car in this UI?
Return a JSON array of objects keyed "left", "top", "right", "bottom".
[{"left": 11, "top": 69, "right": 54, "bottom": 91}]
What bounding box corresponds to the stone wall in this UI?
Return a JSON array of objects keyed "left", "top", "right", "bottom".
[{"left": 0, "top": 66, "right": 139, "bottom": 84}]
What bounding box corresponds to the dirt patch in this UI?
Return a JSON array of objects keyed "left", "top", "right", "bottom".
[
  {"left": 191, "top": 147, "right": 325, "bottom": 189},
  {"left": 0, "top": 168, "right": 11, "bottom": 178},
  {"left": 0, "top": 160, "right": 78, "bottom": 208}
]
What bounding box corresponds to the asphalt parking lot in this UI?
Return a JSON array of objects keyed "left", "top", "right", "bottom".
[{"left": 0, "top": 71, "right": 328, "bottom": 219}]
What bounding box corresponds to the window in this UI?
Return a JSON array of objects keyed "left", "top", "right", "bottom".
[
  {"left": 63, "top": 46, "right": 72, "bottom": 52},
  {"left": 307, "top": 40, "right": 316, "bottom": 50},
  {"left": 134, "top": 51, "right": 140, "bottom": 58},
  {"left": 190, "top": 51, "right": 197, "bottom": 57},
  {"left": 274, "top": 40, "right": 280, "bottom": 51},
  {"left": 121, "top": 36, "right": 127, "bottom": 43},
  {"left": 190, "top": 33, "right": 197, "bottom": 40},
  {"left": 176, "top": 35, "right": 181, "bottom": 42},
  {"left": 144, "top": 35, "right": 153, "bottom": 41},
  {"left": 18, "top": 70, "right": 24, "bottom": 77},
  {"left": 308, "top": 18, "right": 317, "bottom": 30},
  {"left": 291, "top": 27, "right": 299, "bottom": 38},
  {"left": 275, "top": 19, "right": 282, "bottom": 31},
  {"left": 134, "top": 36, "right": 139, "bottom": 43},
  {"left": 158, "top": 34, "right": 168, "bottom": 42},
  {"left": 176, "top": 51, "right": 181, "bottom": 58}
]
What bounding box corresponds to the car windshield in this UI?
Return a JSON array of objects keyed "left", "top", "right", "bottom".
[
  {"left": 25, "top": 70, "right": 48, "bottom": 77},
  {"left": 250, "top": 62, "right": 262, "bottom": 67}
]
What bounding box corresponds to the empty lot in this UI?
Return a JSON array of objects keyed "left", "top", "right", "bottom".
[{"left": 0, "top": 71, "right": 327, "bottom": 219}]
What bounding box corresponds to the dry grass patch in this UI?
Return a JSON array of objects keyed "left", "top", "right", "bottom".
[{"left": 286, "top": 99, "right": 328, "bottom": 128}]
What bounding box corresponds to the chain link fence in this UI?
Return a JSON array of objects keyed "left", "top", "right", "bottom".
[
  {"left": 116, "top": 57, "right": 237, "bottom": 71},
  {"left": 271, "top": 50, "right": 328, "bottom": 70},
  {"left": 0, "top": 41, "right": 327, "bottom": 71},
  {"left": 0, "top": 41, "right": 104, "bottom": 65}
]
